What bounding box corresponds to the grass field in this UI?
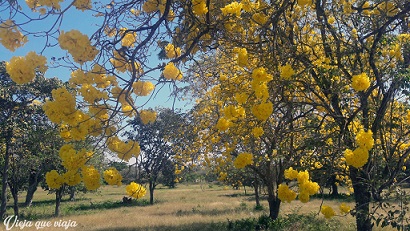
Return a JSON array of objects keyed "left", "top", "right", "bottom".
[{"left": 2, "top": 184, "right": 404, "bottom": 231}]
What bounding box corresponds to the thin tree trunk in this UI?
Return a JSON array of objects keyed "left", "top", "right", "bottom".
[
  {"left": 266, "top": 182, "right": 280, "bottom": 219},
  {"left": 69, "top": 186, "right": 75, "bottom": 201},
  {"left": 25, "top": 169, "right": 41, "bottom": 207},
  {"left": 149, "top": 180, "right": 154, "bottom": 205},
  {"left": 331, "top": 182, "right": 339, "bottom": 197},
  {"left": 8, "top": 183, "right": 18, "bottom": 216},
  {"left": 0, "top": 130, "right": 12, "bottom": 219},
  {"left": 253, "top": 181, "right": 260, "bottom": 207},
  {"left": 54, "top": 187, "right": 63, "bottom": 217}
]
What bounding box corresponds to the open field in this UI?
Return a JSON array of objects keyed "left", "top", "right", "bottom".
[{"left": 2, "top": 184, "right": 405, "bottom": 231}]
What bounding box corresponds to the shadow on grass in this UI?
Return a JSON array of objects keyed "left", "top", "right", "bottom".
[
  {"left": 95, "top": 222, "right": 227, "bottom": 231},
  {"left": 10, "top": 197, "right": 88, "bottom": 209},
  {"left": 16, "top": 199, "right": 152, "bottom": 221},
  {"left": 64, "top": 199, "right": 151, "bottom": 214}
]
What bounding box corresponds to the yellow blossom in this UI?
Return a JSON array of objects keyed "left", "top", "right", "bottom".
[
  {"left": 351, "top": 73, "right": 370, "bottom": 92},
  {"left": 103, "top": 167, "right": 123, "bottom": 186},
  {"left": 340, "top": 203, "right": 351, "bottom": 214},
  {"left": 140, "top": 109, "right": 157, "bottom": 124},
  {"left": 45, "top": 170, "right": 63, "bottom": 189},
  {"left": 0, "top": 20, "right": 28, "bottom": 51},
  {"left": 234, "top": 152, "right": 253, "bottom": 169},
  {"left": 284, "top": 167, "right": 299, "bottom": 180},
  {"left": 252, "top": 102, "right": 273, "bottom": 121},
  {"left": 321, "top": 205, "right": 335, "bottom": 219},
  {"left": 6, "top": 52, "right": 47, "bottom": 84},
  {"left": 165, "top": 43, "right": 181, "bottom": 59},
  {"left": 133, "top": 81, "right": 155, "bottom": 96},
  {"left": 126, "top": 182, "right": 147, "bottom": 199},
  {"left": 163, "top": 62, "right": 183, "bottom": 80},
  {"left": 278, "top": 184, "right": 297, "bottom": 203},
  {"left": 82, "top": 165, "right": 101, "bottom": 191},
  {"left": 280, "top": 64, "right": 295, "bottom": 80},
  {"left": 192, "top": 0, "right": 208, "bottom": 15}
]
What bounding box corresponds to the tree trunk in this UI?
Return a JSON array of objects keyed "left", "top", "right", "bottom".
[
  {"left": 149, "top": 180, "right": 155, "bottom": 205},
  {"left": 24, "top": 169, "right": 41, "bottom": 207},
  {"left": 69, "top": 186, "right": 75, "bottom": 201},
  {"left": 351, "top": 168, "right": 373, "bottom": 231},
  {"left": 0, "top": 131, "right": 12, "bottom": 219},
  {"left": 54, "top": 187, "right": 63, "bottom": 217},
  {"left": 8, "top": 183, "right": 18, "bottom": 216},
  {"left": 266, "top": 182, "right": 280, "bottom": 219},
  {"left": 253, "top": 181, "right": 260, "bottom": 207},
  {"left": 331, "top": 182, "right": 339, "bottom": 197}
]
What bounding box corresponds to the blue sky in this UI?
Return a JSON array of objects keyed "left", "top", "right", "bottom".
[{"left": 0, "top": 2, "right": 192, "bottom": 111}]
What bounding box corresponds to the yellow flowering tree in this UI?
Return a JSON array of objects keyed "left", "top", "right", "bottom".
[{"left": 179, "top": 51, "right": 322, "bottom": 219}]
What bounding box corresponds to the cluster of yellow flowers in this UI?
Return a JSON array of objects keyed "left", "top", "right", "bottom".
[
  {"left": 63, "top": 170, "right": 82, "bottom": 186},
  {"left": 321, "top": 205, "right": 335, "bottom": 219},
  {"left": 233, "top": 152, "right": 253, "bottom": 169},
  {"left": 82, "top": 166, "right": 101, "bottom": 190},
  {"left": 103, "top": 167, "right": 123, "bottom": 186},
  {"left": 163, "top": 62, "right": 183, "bottom": 80},
  {"left": 45, "top": 165, "right": 102, "bottom": 191},
  {"left": 235, "top": 47, "right": 248, "bottom": 67},
  {"left": 221, "top": 2, "right": 242, "bottom": 17},
  {"left": 70, "top": 66, "right": 114, "bottom": 88},
  {"left": 278, "top": 167, "right": 320, "bottom": 203},
  {"left": 0, "top": 20, "right": 27, "bottom": 51},
  {"left": 344, "top": 129, "right": 374, "bottom": 168},
  {"left": 58, "top": 30, "right": 98, "bottom": 64},
  {"left": 351, "top": 73, "right": 370, "bottom": 92},
  {"left": 120, "top": 28, "right": 137, "bottom": 47},
  {"left": 59, "top": 144, "right": 93, "bottom": 171},
  {"left": 43, "top": 87, "right": 105, "bottom": 141},
  {"left": 252, "top": 67, "right": 272, "bottom": 83},
  {"left": 140, "top": 109, "right": 157, "bottom": 124},
  {"left": 72, "top": 0, "right": 92, "bottom": 11},
  {"left": 165, "top": 43, "right": 181, "bottom": 59},
  {"left": 223, "top": 105, "right": 245, "bottom": 121},
  {"left": 279, "top": 64, "right": 295, "bottom": 80},
  {"left": 252, "top": 12, "right": 268, "bottom": 25},
  {"left": 215, "top": 117, "right": 233, "bottom": 131},
  {"left": 133, "top": 81, "right": 155, "bottom": 96},
  {"left": 79, "top": 83, "right": 109, "bottom": 104},
  {"left": 192, "top": 0, "right": 208, "bottom": 16},
  {"left": 25, "top": 0, "right": 63, "bottom": 10},
  {"left": 321, "top": 202, "right": 351, "bottom": 219},
  {"left": 125, "top": 182, "right": 147, "bottom": 199},
  {"left": 107, "top": 136, "right": 141, "bottom": 161},
  {"left": 6, "top": 51, "right": 47, "bottom": 84},
  {"left": 45, "top": 170, "right": 64, "bottom": 189},
  {"left": 252, "top": 127, "right": 264, "bottom": 138},
  {"left": 141, "top": 0, "right": 173, "bottom": 17},
  {"left": 43, "top": 87, "right": 76, "bottom": 124},
  {"left": 277, "top": 184, "right": 297, "bottom": 203},
  {"left": 142, "top": 0, "right": 158, "bottom": 13},
  {"left": 251, "top": 102, "right": 273, "bottom": 121}
]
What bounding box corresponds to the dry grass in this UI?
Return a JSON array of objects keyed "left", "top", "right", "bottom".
[{"left": 3, "top": 184, "right": 406, "bottom": 231}]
